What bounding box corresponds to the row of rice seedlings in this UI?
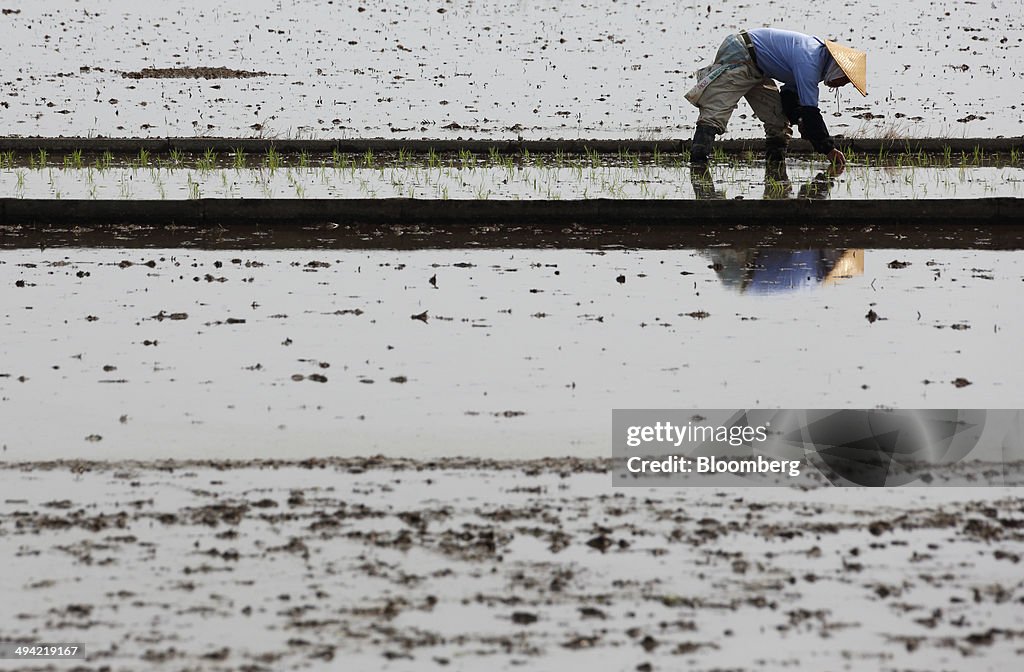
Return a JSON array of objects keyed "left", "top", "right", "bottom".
[
  {"left": 2, "top": 142, "right": 1020, "bottom": 173},
  {"left": 0, "top": 152, "right": 764, "bottom": 201},
  {"left": 20, "top": 163, "right": 1010, "bottom": 199},
  {"left": 2, "top": 145, "right": 1019, "bottom": 199},
  {"left": 840, "top": 143, "right": 1024, "bottom": 169}
]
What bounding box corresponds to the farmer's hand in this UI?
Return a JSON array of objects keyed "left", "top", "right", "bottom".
[
  {"left": 827, "top": 148, "right": 846, "bottom": 170},
  {"left": 826, "top": 159, "right": 846, "bottom": 179}
]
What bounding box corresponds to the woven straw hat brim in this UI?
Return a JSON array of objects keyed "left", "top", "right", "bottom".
[{"left": 825, "top": 40, "right": 867, "bottom": 96}]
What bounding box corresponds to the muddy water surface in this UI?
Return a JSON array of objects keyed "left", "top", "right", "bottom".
[
  {"left": 3, "top": 246, "right": 1021, "bottom": 460},
  {"left": 1, "top": 463, "right": 1022, "bottom": 671},
  {"left": 0, "top": 0, "right": 1019, "bottom": 139}
]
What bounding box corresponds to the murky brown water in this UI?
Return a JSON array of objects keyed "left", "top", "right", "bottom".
[{"left": 3, "top": 245, "right": 1022, "bottom": 460}]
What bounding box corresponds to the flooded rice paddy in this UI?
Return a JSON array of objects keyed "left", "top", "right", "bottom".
[
  {"left": 3, "top": 245, "right": 1023, "bottom": 461},
  {"left": 1, "top": 0, "right": 1020, "bottom": 140},
  {"left": 4, "top": 2, "right": 1023, "bottom": 670}
]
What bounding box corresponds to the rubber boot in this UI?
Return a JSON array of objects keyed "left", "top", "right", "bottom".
[
  {"left": 689, "top": 123, "right": 718, "bottom": 164},
  {"left": 765, "top": 137, "right": 788, "bottom": 165}
]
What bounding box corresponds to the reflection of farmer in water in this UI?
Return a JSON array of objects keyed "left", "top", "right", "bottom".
[
  {"left": 690, "top": 162, "right": 840, "bottom": 200},
  {"left": 702, "top": 248, "right": 864, "bottom": 294},
  {"left": 685, "top": 28, "right": 867, "bottom": 168}
]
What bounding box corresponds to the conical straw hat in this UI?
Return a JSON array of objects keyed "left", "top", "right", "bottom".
[{"left": 825, "top": 40, "right": 867, "bottom": 96}]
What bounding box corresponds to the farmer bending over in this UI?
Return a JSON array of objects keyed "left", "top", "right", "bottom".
[{"left": 685, "top": 28, "right": 866, "bottom": 167}]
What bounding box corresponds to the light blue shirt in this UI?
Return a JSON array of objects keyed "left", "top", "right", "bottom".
[{"left": 747, "top": 28, "right": 834, "bottom": 108}]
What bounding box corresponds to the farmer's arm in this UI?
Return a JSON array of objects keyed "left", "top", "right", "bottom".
[{"left": 780, "top": 80, "right": 845, "bottom": 166}]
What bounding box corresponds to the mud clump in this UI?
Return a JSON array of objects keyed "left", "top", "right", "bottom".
[
  {"left": 511, "top": 611, "right": 538, "bottom": 625},
  {"left": 121, "top": 67, "right": 271, "bottom": 79}
]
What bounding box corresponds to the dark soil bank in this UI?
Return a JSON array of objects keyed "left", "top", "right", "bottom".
[{"left": 120, "top": 67, "right": 272, "bottom": 80}]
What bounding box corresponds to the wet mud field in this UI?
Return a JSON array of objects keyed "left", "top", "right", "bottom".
[
  {"left": 1, "top": 460, "right": 1023, "bottom": 671},
  {"left": 3, "top": 245, "right": 1024, "bottom": 460},
  {"left": 1, "top": 0, "right": 1020, "bottom": 139}
]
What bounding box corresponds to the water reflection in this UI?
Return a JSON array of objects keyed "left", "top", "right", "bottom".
[
  {"left": 703, "top": 248, "right": 863, "bottom": 294},
  {"left": 691, "top": 162, "right": 841, "bottom": 200}
]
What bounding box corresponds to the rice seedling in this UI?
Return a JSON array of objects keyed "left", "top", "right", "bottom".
[
  {"left": 233, "top": 148, "right": 247, "bottom": 170},
  {"left": 169, "top": 148, "right": 184, "bottom": 167},
  {"left": 265, "top": 146, "right": 281, "bottom": 172},
  {"left": 362, "top": 148, "right": 374, "bottom": 168},
  {"left": 63, "top": 150, "right": 84, "bottom": 169},
  {"left": 196, "top": 148, "right": 217, "bottom": 172}
]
